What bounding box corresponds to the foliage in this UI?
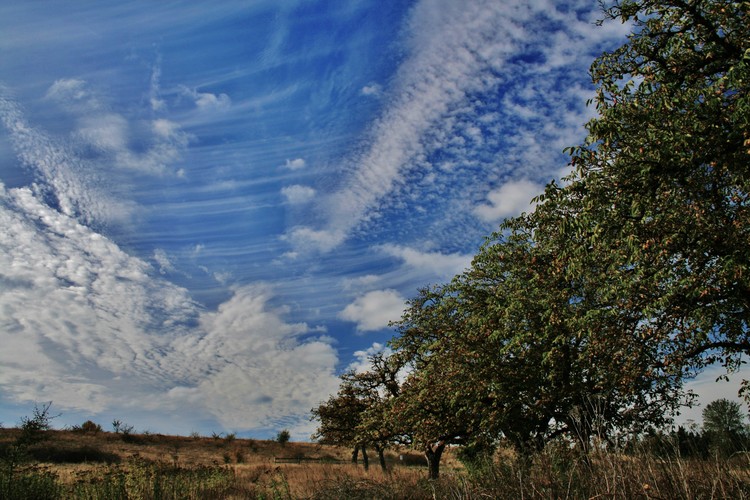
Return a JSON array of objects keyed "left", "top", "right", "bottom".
[
  {"left": 0, "top": 403, "right": 61, "bottom": 499},
  {"left": 276, "top": 429, "right": 291, "bottom": 446},
  {"left": 17, "top": 402, "right": 58, "bottom": 448},
  {"left": 387, "top": 217, "right": 686, "bottom": 475},
  {"left": 545, "top": 0, "right": 750, "bottom": 379},
  {"left": 72, "top": 420, "right": 103, "bottom": 434},
  {"left": 111, "top": 419, "right": 134, "bottom": 436},
  {"left": 703, "top": 397, "right": 749, "bottom": 456},
  {"left": 314, "top": 0, "right": 750, "bottom": 481},
  {"left": 312, "top": 352, "right": 405, "bottom": 471},
  {"left": 0, "top": 464, "right": 59, "bottom": 500}
]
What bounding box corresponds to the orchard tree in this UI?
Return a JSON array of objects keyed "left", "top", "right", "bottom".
[
  {"left": 542, "top": 0, "right": 750, "bottom": 383},
  {"left": 349, "top": 352, "right": 406, "bottom": 471},
  {"left": 390, "top": 285, "right": 496, "bottom": 479},
  {"left": 388, "top": 214, "right": 686, "bottom": 477},
  {"left": 311, "top": 352, "right": 404, "bottom": 471},
  {"left": 311, "top": 382, "right": 366, "bottom": 462}
]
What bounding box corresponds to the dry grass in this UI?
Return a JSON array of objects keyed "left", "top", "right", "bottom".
[
  {"left": 4, "top": 428, "right": 748, "bottom": 498},
  {"left": 0, "top": 427, "right": 449, "bottom": 498}
]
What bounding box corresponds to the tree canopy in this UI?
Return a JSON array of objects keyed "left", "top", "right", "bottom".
[{"left": 313, "top": 0, "right": 750, "bottom": 479}]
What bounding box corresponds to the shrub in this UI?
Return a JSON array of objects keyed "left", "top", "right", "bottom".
[
  {"left": 18, "top": 402, "right": 57, "bottom": 447},
  {"left": 276, "top": 429, "right": 291, "bottom": 446},
  {"left": 80, "top": 420, "right": 103, "bottom": 433}
]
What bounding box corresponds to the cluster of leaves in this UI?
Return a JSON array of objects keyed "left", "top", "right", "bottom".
[{"left": 313, "top": 0, "right": 749, "bottom": 480}]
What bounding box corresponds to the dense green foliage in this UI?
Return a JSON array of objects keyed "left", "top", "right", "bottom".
[
  {"left": 314, "top": 0, "right": 750, "bottom": 479},
  {"left": 546, "top": 0, "right": 750, "bottom": 379},
  {"left": 702, "top": 397, "right": 749, "bottom": 456}
]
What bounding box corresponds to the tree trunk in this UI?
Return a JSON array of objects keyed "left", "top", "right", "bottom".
[
  {"left": 376, "top": 445, "right": 387, "bottom": 472},
  {"left": 361, "top": 445, "right": 369, "bottom": 471},
  {"left": 424, "top": 441, "right": 446, "bottom": 480},
  {"left": 351, "top": 445, "right": 359, "bottom": 464}
]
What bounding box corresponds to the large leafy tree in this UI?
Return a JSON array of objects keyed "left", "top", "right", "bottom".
[
  {"left": 389, "top": 285, "right": 498, "bottom": 479},
  {"left": 543, "top": 0, "right": 750, "bottom": 380},
  {"left": 316, "top": 0, "right": 749, "bottom": 478},
  {"left": 389, "top": 213, "right": 686, "bottom": 476}
]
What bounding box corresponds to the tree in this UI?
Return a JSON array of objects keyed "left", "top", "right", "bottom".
[
  {"left": 348, "top": 352, "right": 405, "bottom": 471},
  {"left": 702, "top": 398, "right": 748, "bottom": 456},
  {"left": 276, "top": 429, "right": 291, "bottom": 446},
  {"left": 311, "top": 375, "right": 369, "bottom": 465},
  {"left": 542, "top": 0, "right": 750, "bottom": 384},
  {"left": 388, "top": 215, "right": 686, "bottom": 477},
  {"left": 311, "top": 352, "right": 404, "bottom": 472}
]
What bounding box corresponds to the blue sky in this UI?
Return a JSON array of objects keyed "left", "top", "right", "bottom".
[{"left": 0, "top": 0, "right": 745, "bottom": 438}]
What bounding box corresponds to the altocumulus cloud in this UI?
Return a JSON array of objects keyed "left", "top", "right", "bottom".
[
  {"left": 0, "top": 183, "right": 339, "bottom": 434},
  {"left": 339, "top": 289, "right": 407, "bottom": 332},
  {"left": 474, "top": 178, "right": 543, "bottom": 222},
  {"left": 287, "top": 0, "right": 631, "bottom": 253},
  {"left": 0, "top": 92, "right": 340, "bottom": 437}
]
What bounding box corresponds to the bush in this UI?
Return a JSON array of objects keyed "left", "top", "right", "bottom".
[
  {"left": 80, "top": 420, "right": 103, "bottom": 434},
  {"left": 112, "top": 419, "right": 134, "bottom": 435},
  {"left": 276, "top": 429, "right": 291, "bottom": 446},
  {"left": 18, "top": 402, "right": 57, "bottom": 447}
]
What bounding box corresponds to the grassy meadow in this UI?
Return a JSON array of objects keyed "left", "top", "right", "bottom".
[
  {"left": 2, "top": 425, "right": 750, "bottom": 499},
  {"left": 0, "top": 426, "right": 448, "bottom": 499}
]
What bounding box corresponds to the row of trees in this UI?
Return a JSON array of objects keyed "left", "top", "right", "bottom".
[
  {"left": 313, "top": 0, "right": 750, "bottom": 479},
  {"left": 640, "top": 398, "right": 750, "bottom": 458}
]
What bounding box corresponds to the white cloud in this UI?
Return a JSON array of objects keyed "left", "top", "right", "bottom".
[
  {"left": 361, "top": 83, "right": 382, "bottom": 96},
  {"left": 0, "top": 91, "right": 136, "bottom": 226},
  {"left": 169, "top": 285, "right": 340, "bottom": 431},
  {"left": 45, "top": 78, "right": 101, "bottom": 111},
  {"left": 284, "top": 158, "right": 307, "bottom": 170},
  {"left": 339, "top": 289, "right": 406, "bottom": 332},
  {"left": 283, "top": 0, "right": 630, "bottom": 253},
  {"left": 150, "top": 59, "right": 166, "bottom": 112},
  {"left": 474, "top": 178, "right": 543, "bottom": 222},
  {"left": 281, "top": 184, "right": 316, "bottom": 204},
  {"left": 180, "top": 86, "right": 231, "bottom": 111},
  {"left": 379, "top": 244, "right": 472, "bottom": 279},
  {"left": 153, "top": 248, "right": 175, "bottom": 275},
  {"left": 0, "top": 185, "right": 341, "bottom": 434},
  {"left": 284, "top": 226, "right": 345, "bottom": 253},
  {"left": 74, "top": 114, "right": 128, "bottom": 152}
]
